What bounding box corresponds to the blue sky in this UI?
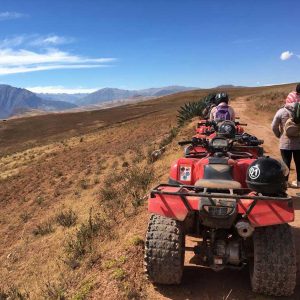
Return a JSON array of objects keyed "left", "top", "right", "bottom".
[{"left": 0, "top": 0, "right": 299, "bottom": 93}]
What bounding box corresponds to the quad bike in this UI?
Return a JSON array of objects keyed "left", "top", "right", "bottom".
[
  {"left": 187, "top": 121, "right": 264, "bottom": 159},
  {"left": 196, "top": 119, "right": 245, "bottom": 137},
  {"left": 144, "top": 136, "right": 296, "bottom": 297}
]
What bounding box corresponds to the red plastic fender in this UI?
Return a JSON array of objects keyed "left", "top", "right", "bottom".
[
  {"left": 238, "top": 198, "right": 294, "bottom": 227},
  {"left": 148, "top": 187, "right": 199, "bottom": 221}
]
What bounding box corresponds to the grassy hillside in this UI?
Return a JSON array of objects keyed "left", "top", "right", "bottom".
[{"left": 0, "top": 83, "right": 297, "bottom": 299}]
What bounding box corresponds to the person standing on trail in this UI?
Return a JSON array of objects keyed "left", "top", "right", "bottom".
[
  {"left": 272, "top": 83, "right": 300, "bottom": 188},
  {"left": 209, "top": 92, "right": 236, "bottom": 122}
]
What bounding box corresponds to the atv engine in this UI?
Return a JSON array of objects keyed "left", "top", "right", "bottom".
[
  {"left": 194, "top": 231, "right": 244, "bottom": 271},
  {"left": 213, "top": 239, "right": 241, "bottom": 269}
]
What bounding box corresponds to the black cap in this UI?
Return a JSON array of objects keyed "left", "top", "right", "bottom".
[{"left": 296, "top": 83, "right": 300, "bottom": 94}]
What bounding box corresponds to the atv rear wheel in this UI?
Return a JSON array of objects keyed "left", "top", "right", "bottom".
[
  {"left": 250, "top": 224, "right": 296, "bottom": 296},
  {"left": 144, "top": 214, "right": 185, "bottom": 284}
]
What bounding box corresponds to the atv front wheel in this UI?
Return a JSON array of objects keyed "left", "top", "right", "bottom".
[
  {"left": 144, "top": 214, "right": 185, "bottom": 284},
  {"left": 250, "top": 224, "right": 296, "bottom": 296}
]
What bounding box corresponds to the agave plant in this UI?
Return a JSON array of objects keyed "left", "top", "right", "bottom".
[
  {"left": 177, "top": 101, "right": 204, "bottom": 126},
  {"left": 177, "top": 93, "right": 217, "bottom": 126},
  {"left": 203, "top": 93, "right": 217, "bottom": 105}
]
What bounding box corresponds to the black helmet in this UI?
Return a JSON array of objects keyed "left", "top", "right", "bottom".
[
  {"left": 246, "top": 157, "right": 288, "bottom": 195},
  {"left": 218, "top": 121, "right": 236, "bottom": 138},
  {"left": 215, "top": 92, "right": 229, "bottom": 105},
  {"left": 296, "top": 83, "right": 300, "bottom": 94}
]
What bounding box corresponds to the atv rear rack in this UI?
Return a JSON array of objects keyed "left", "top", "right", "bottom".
[{"left": 150, "top": 184, "right": 292, "bottom": 218}]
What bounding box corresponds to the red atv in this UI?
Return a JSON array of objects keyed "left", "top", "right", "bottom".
[
  {"left": 144, "top": 136, "right": 296, "bottom": 297},
  {"left": 187, "top": 121, "right": 264, "bottom": 159},
  {"left": 196, "top": 119, "right": 245, "bottom": 138}
]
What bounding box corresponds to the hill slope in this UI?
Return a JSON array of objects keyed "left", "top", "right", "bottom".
[
  {"left": 0, "top": 85, "right": 77, "bottom": 119},
  {"left": 0, "top": 82, "right": 299, "bottom": 299}
]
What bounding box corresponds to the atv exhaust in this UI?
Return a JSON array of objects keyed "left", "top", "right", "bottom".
[{"left": 235, "top": 221, "right": 254, "bottom": 238}]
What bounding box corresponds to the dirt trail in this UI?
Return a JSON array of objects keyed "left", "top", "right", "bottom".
[
  {"left": 148, "top": 97, "right": 300, "bottom": 300},
  {"left": 234, "top": 97, "right": 281, "bottom": 159}
]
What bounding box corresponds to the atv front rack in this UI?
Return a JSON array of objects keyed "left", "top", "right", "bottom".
[{"left": 150, "top": 184, "right": 292, "bottom": 218}]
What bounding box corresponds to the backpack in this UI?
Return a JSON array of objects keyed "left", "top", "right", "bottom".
[
  {"left": 294, "top": 102, "right": 300, "bottom": 124},
  {"left": 215, "top": 105, "right": 231, "bottom": 121},
  {"left": 284, "top": 103, "right": 300, "bottom": 137}
]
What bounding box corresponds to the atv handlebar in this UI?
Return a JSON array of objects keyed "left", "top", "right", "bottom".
[
  {"left": 236, "top": 134, "right": 264, "bottom": 146},
  {"left": 198, "top": 120, "right": 247, "bottom": 127},
  {"left": 178, "top": 137, "right": 207, "bottom": 146},
  {"left": 178, "top": 140, "right": 194, "bottom": 146}
]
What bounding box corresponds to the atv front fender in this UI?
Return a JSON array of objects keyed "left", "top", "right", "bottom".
[
  {"left": 238, "top": 199, "right": 294, "bottom": 227},
  {"left": 148, "top": 186, "right": 198, "bottom": 221},
  {"left": 148, "top": 185, "right": 295, "bottom": 225}
]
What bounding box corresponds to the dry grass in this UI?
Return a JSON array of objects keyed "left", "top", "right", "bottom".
[
  {"left": 246, "top": 87, "right": 291, "bottom": 114},
  {"left": 0, "top": 82, "right": 298, "bottom": 299}
]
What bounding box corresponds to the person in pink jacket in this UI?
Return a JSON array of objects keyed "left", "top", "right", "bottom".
[
  {"left": 209, "top": 92, "right": 235, "bottom": 121},
  {"left": 271, "top": 83, "right": 300, "bottom": 187},
  {"left": 285, "top": 83, "right": 300, "bottom": 104}
]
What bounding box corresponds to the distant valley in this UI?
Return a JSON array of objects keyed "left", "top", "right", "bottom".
[{"left": 0, "top": 84, "right": 198, "bottom": 119}]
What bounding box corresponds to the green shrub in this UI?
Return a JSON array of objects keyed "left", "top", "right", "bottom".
[
  {"left": 32, "top": 219, "right": 54, "bottom": 236},
  {"left": 112, "top": 268, "right": 126, "bottom": 281},
  {"left": 65, "top": 210, "right": 109, "bottom": 261},
  {"left": 0, "top": 286, "right": 29, "bottom": 300},
  {"left": 56, "top": 209, "right": 78, "bottom": 227},
  {"left": 100, "top": 165, "right": 154, "bottom": 215},
  {"left": 41, "top": 279, "right": 66, "bottom": 300},
  {"left": 80, "top": 179, "right": 89, "bottom": 190},
  {"left": 177, "top": 99, "right": 205, "bottom": 126},
  {"left": 20, "top": 212, "right": 31, "bottom": 223},
  {"left": 129, "top": 236, "right": 144, "bottom": 247}
]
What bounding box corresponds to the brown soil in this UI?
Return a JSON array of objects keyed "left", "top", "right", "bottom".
[{"left": 1, "top": 84, "right": 300, "bottom": 300}]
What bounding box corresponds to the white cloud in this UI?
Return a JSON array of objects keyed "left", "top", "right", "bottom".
[
  {"left": 27, "top": 86, "right": 100, "bottom": 94},
  {"left": 0, "top": 48, "right": 114, "bottom": 66},
  {"left": 0, "top": 48, "right": 115, "bottom": 75},
  {"left": 0, "top": 12, "right": 26, "bottom": 21},
  {"left": 0, "top": 64, "right": 110, "bottom": 75},
  {"left": 0, "top": 34, "right": 74, "bottom": 48},
  {"left": 0, "top": 36, "right": 26, "bottom": 48},
  {"left": 280, "top": 51, "right": 293, "bottom": 60},
  {"left": 29, "top": 35, "right": 75, "bottom": 46},
  {"left": 0, "top": 33, "right": 116, "bottom": 75}
]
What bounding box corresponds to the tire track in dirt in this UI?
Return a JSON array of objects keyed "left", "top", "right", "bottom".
[{"left": 147, "top": 96, "right": 300, "bottom": 300}]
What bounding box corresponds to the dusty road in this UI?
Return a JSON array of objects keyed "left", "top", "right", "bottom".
[{"left": 148, "top": 97, "right": 300, "bottom": 300}]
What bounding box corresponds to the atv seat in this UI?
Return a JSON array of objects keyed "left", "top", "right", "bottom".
[{"left": 194, "top": 179, "right": 242, "bottom": 189}]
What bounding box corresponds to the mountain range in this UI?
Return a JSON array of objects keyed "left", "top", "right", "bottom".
[
  {"left": 0, "top": 84, "right": 244, "bottom": 119},
  {"left": 38, "top": 86, "right": 197, "bottom": 106},
  {"left": 36, "top": 92, "right": 89, "bottom": 104},
  {"left": 0, "top": 85, "right": 77, "bottom": 119}
]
